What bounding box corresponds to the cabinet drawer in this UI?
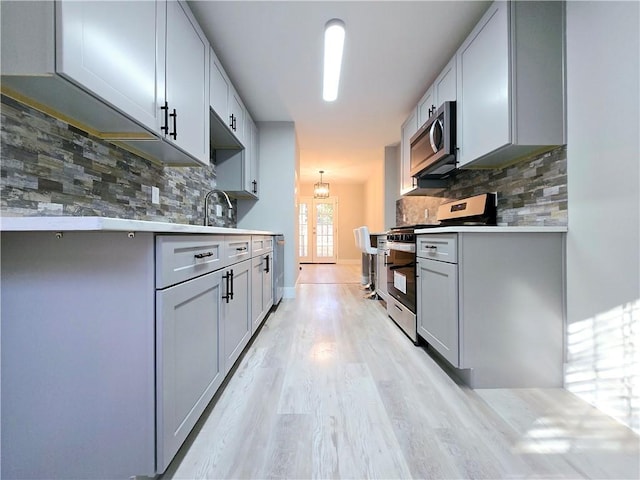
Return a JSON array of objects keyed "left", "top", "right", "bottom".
[
  {"left": 156, "top": 235, "right": 226, "bottom": 289},
  {"left": 251, "top": 235, "right": 273, "bottom": 256},
  {"left": 417, "top": 234, "right": 458, "bottom": 263},
  {"left": 225, "top": 236, "right": 251, "bottom": 263}
]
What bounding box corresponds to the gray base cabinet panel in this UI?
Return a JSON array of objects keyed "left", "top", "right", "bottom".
[
  {"left": 458, "top": 233, "right": 565, "bottom": 388},
  {"left": 1, "top": 232, "right": 156, "bottom": 479},
  {"left": 156, "top": 269, "right": 224, "bottom": 473}
]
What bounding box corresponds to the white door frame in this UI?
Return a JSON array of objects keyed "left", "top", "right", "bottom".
[{"left": 298, "top": 196, "right": 338, "bottom": 263}]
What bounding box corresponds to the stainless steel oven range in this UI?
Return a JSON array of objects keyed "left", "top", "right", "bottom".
[{"left": 386, "top": 193, "right": 497, "bottom": 343}]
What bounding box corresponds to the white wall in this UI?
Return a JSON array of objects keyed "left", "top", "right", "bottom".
[
  {"left": 364, "top": 160, "right": 384, "bottom": 233},
  {"left": 566, "top": 1, "right": 639, "bottom": 432},
  {"left": 237, "top": 122, "right": 299, "bottom": 298},
  {"left": 384, "top": 144, "right": 400, "bottom": 229}
]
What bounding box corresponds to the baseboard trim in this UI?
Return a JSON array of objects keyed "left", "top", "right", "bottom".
[{"left": 337, "top": 259, "right": 360, "bottom": 265}]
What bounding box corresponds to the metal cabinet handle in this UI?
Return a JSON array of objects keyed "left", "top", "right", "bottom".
[
  {"left": 160, "top": 102, "right": 169, "bottom": 135},
  {"left": 252, "top": 180, "right": 257, "bottom": 194},
  {"left": 194, "top": 251, "right": 213, "bottom": 259},
  {"left": 264, "top": 255, "right": 270, "bottom": 273},
  {"left": 229, "top": 114, "right": 235, "bottom": 130},
  {"left": 236, "top": 246, "right": 248, "bottom": 252},
  {"left": 170, "top": 109, "right": 177, "bottom": 140},
  {"left": 229, "top": 269, "right": 234, "bottom": 300},
  {"left": 222, "top": 271, "right": 231, "bottom": 303}
]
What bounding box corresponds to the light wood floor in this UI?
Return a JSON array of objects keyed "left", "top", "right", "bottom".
[
  {"left": 162, "top": 283, "right": 639, "bottom": 479},
  {"left": 297, "top": 263, "right": 361, "bottom": 284}
]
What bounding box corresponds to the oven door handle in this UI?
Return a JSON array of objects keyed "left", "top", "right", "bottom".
[
  {"left": 390, "top": 262, "right": 415, "bottom": 270},
  {"left": 387, "top": 242, "right": 416, "bottom": 253}
]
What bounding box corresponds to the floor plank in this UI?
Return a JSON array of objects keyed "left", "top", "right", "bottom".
[{"left": 162, "top": 281, "right": 639, "bottom": 480}]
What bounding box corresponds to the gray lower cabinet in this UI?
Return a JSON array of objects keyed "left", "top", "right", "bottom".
[
  {"left": 416, "top": 231, "right": 565, "bottom": 388},
  {"left": 1, "top": 230, "right": 270, "bottom": 479},
  {"left": 221, "top": 258, "right": 252, "bottom": 372},
  {"left": 250, "top": 251, "right": 274, "bottom": 333},
  {"left": 1, "top": 231, "right": 157, "bottom": 479},
  {"left": 156, "top": 269, "right": 224, "bottom": 473},
  {"left": 417, "top": 257, "right": 459, "bottom": 366}
]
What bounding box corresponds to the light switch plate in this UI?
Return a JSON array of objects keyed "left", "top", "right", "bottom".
[{"left": 151, "top": 186, "right": 160, "bottom": 204}]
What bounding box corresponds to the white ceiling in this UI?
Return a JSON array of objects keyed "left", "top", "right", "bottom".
[{"left": 188, "top": 1, "right": 491, "bottom": 184}]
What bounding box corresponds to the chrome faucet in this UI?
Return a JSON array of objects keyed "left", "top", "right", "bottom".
[{"left": 204, "top": 189, "right": 233, "bottom": 226}]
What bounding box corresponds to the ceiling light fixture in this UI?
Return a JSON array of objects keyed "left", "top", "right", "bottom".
[
  {"left": 313, "top": 170, "right": 330, "bottom": 198},
  {"left": 323, "top": 18, "right": 345, "bottom": 102}
]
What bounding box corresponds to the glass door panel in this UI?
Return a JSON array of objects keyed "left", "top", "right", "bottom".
[{"left": 298, "top": 197, "right": 337, "bottom": 263}]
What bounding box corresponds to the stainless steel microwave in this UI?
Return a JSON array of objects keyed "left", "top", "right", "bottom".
[{"left": 410, "top": 101, "right": 456, "bottom": 178}]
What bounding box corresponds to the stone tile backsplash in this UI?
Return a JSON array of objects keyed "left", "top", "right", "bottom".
[
  {"left": 0, "top": 94, "right": 236, "bottom": 227},
  {"left": 397, "top": 146, "right": 567, "bottom": 226}
]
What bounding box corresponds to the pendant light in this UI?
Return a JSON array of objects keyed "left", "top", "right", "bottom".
[{"left": 313, "top": 170, "right": 330, "bottom": 198}]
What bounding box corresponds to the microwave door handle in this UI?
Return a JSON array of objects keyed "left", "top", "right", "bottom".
[{"left": 429, "top": 118, "right": 442, "bottom": 153}]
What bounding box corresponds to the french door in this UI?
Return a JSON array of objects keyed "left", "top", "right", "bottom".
[{"left": 298, "top": 197, "right": 337, "bottom": 263}]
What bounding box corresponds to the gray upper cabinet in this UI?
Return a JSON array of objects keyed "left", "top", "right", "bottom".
[
  {"left": 215, "top": 112, "right": 260, "bottom": 199},
  {"left": 1, "top": 0, "right": 210, "bottom": 166},
  {"left": 163, "top": 0, "right": 210, "bottom": 164},
  {"left": 417, "top": 86, "right": 435, "bottom": 129},
  {"left": 456, "top": 1, "right": 565, "bottom": 168},
  {"left": 1, "top": 1, "right": 156, "bottom": 139},
  {"left": 210, "top": 52, "right": 230, "bottom": 123},
  {"left": 434, "top": 56, "right": 457, "bottom": 105},
  {"left": 209, "top": 46, "right": 246, "bottom": 148},
  {"left": 55, "top": 0, "right": 163, "bottom": 134},
  {"left": 416, "top": 56, "right": 457, "bottom": 129},
  {"left": 400, "top": 108, "right": 418, "bottom": 195}
]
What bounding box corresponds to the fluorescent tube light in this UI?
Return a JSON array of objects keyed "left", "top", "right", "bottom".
[{"left": 323, "top": 19, "right": 345, "bottom": 102}]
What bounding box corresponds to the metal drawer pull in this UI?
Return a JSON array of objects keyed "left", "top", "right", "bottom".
[
  {"left": 235, "top": 246, "right": 248, "bottom": 252},
  {"left": 194, "top": 251, "right": 214, "bottom": 259}
]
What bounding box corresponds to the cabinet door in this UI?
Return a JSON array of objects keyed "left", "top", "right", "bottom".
[
  {"left": 56, "top": 0, "right": 164, "bottom": 133},
  {"left": 222, "top": 259, "right": 252, "bottom": 373},
  {"left": 400, "top": 109, "right": 418, "bottom": 195},
  {"left": 251, "top": 255, "right": 264, "bottom": 332},
  {"left": 417, "top": 86, "right": 435, "bottom": 128},
  {"left": 456, "top": 2, "right": 509, "bottom": 167},
  {"left": 434, "top": 56, "right": 456, "bottom": 104},
  {"left": 156, "top": 270, "right": 223, "bottom": 472},
  {"left": 165, "top": 0, "right": 209, "bottom": 164},
  {"left": 262, "top": 252, "right": 274, "bottom": 314},
  {"left": 245, "top": 114, "right": 259, "bottom": 197},
  {"left": 229, "top": 88, "right": 245, "bottom": 143},
  {"left": 209, "top": 48, "right": 229, "bottom": 121},
  {"left": 417, "top": 259, "right": 459, "bottom": 367}
]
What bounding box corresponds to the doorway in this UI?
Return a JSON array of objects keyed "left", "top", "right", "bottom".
[{"left": 298, "top": 197, "right": 337, "bottom": 263}]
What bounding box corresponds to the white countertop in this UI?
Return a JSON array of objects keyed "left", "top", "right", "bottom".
[
  {"left": 0, "top": 216, "right": 278, "bottom": 235},
  {"left": 414, "top": 225, "right": 567, "bottom": 234}
]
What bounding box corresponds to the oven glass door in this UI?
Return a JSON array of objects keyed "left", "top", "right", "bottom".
[{"left": 386, "top": 247, "right": 416, "bottom": 313}]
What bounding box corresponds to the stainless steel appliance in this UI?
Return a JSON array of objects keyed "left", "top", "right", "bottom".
[
  {"left": 273, "top": 235, "right": 284, "bottom": 305},
  {"left": 386, "top": 193, "right": 497, "bottom": 343},
  {"left": 410, "top": 101, "right": 456, "bottom": 178}
]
